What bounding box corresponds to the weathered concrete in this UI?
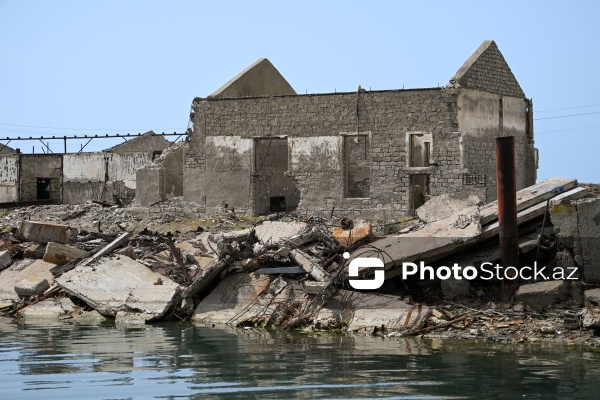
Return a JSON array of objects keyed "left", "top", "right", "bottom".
[
  {"left": 104, "top": 131, "right": 170, "bottom": 153},
  {"left": 254, "top": 221, "right": 307, "bottom": 243},
  {"left": 0, "top": 250, "right": 11, "bottom": 271},
  {"left": 210, "top": 58, "right": 297, "bottom": 98},
  {"left": 43, "top": 242, "right": 89, "bottom": 265},
  {"left": 14, "top": 276, "right": 50, "bottom": 297},
  {"left": 0, "top": 259, "right": 55, "bottom": 300},
  {"left": 551, "top": 197, "right": 600, "bottom": 283},
  {"left": 514, "top": 281, "right": 570, "bottom": 311},
  {"left": 332, "top": 222, "right": 373, "bottom": 247},
  {"left": 19, "top": 298, "right": 75, "bottom": 320},
  {"left": 417, "top": 192, "right": 480, "bottom": 223},
  {"left": 56, "top": 256, "right": 181, "bottom": 319},
  {"left": 584, "top": 288, "right": 600, "bottom": 305},
  {"left": 20, "top": 221, "right": 78, "bottom": 244},
  {"left": 193, "top": 273, "right": 430, "bottom": 330},
  {"left": 23, "top": 243, "right": 46, "bottom": 259},
  {"left": 0, "top": 154, "right": 19, "bottom": 203},
  {"left": 180, "top": 40, "right": 536, "bottom": 220},
  {"left": 291, "top": 249, "right": 330, "bottom": 282}
]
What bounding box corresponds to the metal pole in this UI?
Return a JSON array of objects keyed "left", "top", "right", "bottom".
[
  {"left": 496, "top": 136, "right": 518, "bottom": 266},
  {"left": 495, "top": 136, "right": 519, "bottom": 299}
]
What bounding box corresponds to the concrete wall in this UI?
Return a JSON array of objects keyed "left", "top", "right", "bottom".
[
  {"left": 20, "top": 155, "right": 63, "bottom": 202},
  {"left": 0, "top": 155, "right": 19, "bottom": 203},
  {"left": 458, "top": 89, "right": 536, "bottom": 202}
]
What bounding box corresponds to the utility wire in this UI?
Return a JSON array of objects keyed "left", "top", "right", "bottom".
[
  {"left": 536, "top": 123, "right": 600, "bottom": 134},
  {"left": 534, "top": 110, "right": 600, "bottom": 120},
  {"left": 536, "top": 103, "right": 600, "bottom": 113},
  {"left": 0, "top": 122, "right": 183, "bottom": 131}
]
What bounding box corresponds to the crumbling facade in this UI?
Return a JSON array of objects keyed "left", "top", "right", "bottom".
[
  {"left": 145, "top": 40, "right": 535, "bottom": 219},
  {"left": 0, "top": 132, "right": 170, "bottom": 205}
]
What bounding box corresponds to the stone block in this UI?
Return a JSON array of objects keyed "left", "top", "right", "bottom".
[
  {"left": 19, "top": 221, "right": 78, "bottom": 244},
  {"left": 0, "top": 250, "right": 11, "bottom": 271},
  {"left": 0, "top": 259, "right": 55, "bottom": 300},
  {"left": 14, "top": 276, "right": 50, "bottom": 297},
  {"left": 515, "top": 280, "right": 570, "bottom": 311},
  {"left": 24, "top": 243, "right": 46, "bottom": 259},
  {"left": 43, "top": 242, "right": 90, "bottom": 265}
]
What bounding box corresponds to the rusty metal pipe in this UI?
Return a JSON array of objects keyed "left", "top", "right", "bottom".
[{"left": 495, "top": 136, "right": 519, "bottom": 269}]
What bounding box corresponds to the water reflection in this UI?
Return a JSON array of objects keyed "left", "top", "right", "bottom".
[{"left": 1, "top": 317, "right": 600, "bottom": 399}]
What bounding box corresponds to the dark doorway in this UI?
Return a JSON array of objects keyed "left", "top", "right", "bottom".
[
  {"left": 36, "top": 178, "right": 51, "bottom": 200},
  {"left": 410, "top": 174, "right": 429, "bottom": 215}
]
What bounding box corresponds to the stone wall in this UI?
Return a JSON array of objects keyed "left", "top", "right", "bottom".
[
  {"left": 20, "top": 155, "right": 63, "bottom": 202},
  {"left": 0, "top": 155, "right": 19, "bottom": 203},
  {"left": 188, "top": 88, "right": 467, "bottom": 219}
]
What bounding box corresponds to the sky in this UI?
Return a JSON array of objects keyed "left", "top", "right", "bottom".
[{"left": 0, "top": 1, "right": 599, "bottom": 182}]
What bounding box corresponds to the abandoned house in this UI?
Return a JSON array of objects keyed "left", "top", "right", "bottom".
[
  {"left": 0, "top": 131, "right": 171, "bottom": 205},
  {"left": 137, "top": 40, "right": 537, "bottom": 220}
]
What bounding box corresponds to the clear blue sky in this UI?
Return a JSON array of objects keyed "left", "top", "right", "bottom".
[{"left": 1, "top": 1, "right": 598, "bottom": 182}]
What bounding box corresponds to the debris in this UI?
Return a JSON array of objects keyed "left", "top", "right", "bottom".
[
  {"left": 23, "top": 243, "right": 46, "bottom": 259},
  {"left": 18, "top": 298, "right": 75, "bottom": 320},
  {"left": 254, "top": 221, "right": 307, "bottom": 243},
  {"left": 585, "top": 288, "right": 600, "bottom": 305},
  {"left": 332, "top": 221, "right": 373, "bottom": 247},
  {"left": 19, "top": 220, "right": 78, "bottom": 244},
  {"left": 254, "top": 266, "right": 306, "bottom": 275},
  {"left": 291, "top": 249, "right": 330, "bottom": 282},
  {"left": 43, "top": 242, "right": 90, "bottom": 265},
  {"left": 0, "top": 259, "right": 55, "bottom": 301},
  {"left": 514, "top": 280, "right": 571, "bottom": 311},
  {"left": 417, "top": 192, "right": 481, "bottom": 223},
  {"left": 79, "top": 232, "right": 131, "bottom": 267},
  {"left": 56, "top": 256, "right": 181, "bottom": 319},
  {"left": 0, "top": 250, "right": 11, "bottom": 271},
  {"left": 14, "top": 276, "right": 50, "bottom": 297}
]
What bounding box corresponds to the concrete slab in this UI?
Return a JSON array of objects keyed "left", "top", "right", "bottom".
[
  {"left": 24, "top": 243, "right": 46, "bottom": 259},
  {"left": 20, "top": 220, "right": 78, "bottom": 244},
  {"left": 14, "top": 276, "right": 50, "bottom": 297},
  {"left": 0, "top": 259, "right": 55, "bottom": 300},
  {"left": 515, "top": 280, "right": 570, "bottom": 311},
  {"left": 56, "top": 255, "right": 181, "bottom": 319},
  {"left": 19, "top": 298, "right": 75, "bottom": 320},
  {"left": 43, "top": 242, "right": 89, "bottom": 265},
  {"left": 479, "top": 178, "right": 577, "bottom": 225},
  {"left": 417, "top": 192, "right": 481, "bottom": 223},
  {"left": 254, "top": 221, "right": 307, "bottom": 244}
]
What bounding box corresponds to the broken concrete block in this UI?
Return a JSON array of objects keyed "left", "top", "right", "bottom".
[
  {"left": 515, "top": 280, "right": 570, "bottom": 311},
  {"left": 43, "top": 242, "right": 89, "bottom": 265},
  {"left": 19, "top": 297, "right": 75, "bottom": 320},
  {"left": 0, "top": 259, "right": 55, "bottom": 300},
  {"left": 254, "top": 221, "right": 307, "bottom": 243},
  {"left": 582, "top": 308, "right": 600, "bottom": 329},
  {"left": 551, "top": 197, "right": 600, "bottom": 283},
  {"left": 115, "top": 245, "right": 134, "bottom": 258},
  {"left": 56, "top": 256, "right": 181, "bottom": 319},
  {"left": 19, "top": 220, "right": 78, "bottom": 244},
  {"left": 584, "top": 288, "right": 600, "bottom": 305},
  {"left": 72, "top": 310, "right": 108, "bottom": 325},
  {"left": 276, "top": 247, "right": 291, "bottom": 257},
  {"left": 441, "top": 278, "right": 471, "bottom": 300},
  {"left": 291, "top": 249, "right": 330, "bottom": 282},
  {"left": 24, "top": 243, "right": 46, "bottom": 259},
  {"left": 14, "top": 276, "right": 50, "bottom": 297},
  {"left": 416, "top": 192, "right": 480, "bottom": 223},
  {"left": 332, "top": 222, "right": 373, "bottom": 247},
  {"left": 0, "top": 250, "right": 11, "bottom": 271},
  {"left": 115, "top": 311, "right": 154, "bottom": 326}
]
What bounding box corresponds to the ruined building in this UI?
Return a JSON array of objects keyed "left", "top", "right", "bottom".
[{"left": 138, "top": 40, "right": 537, "bottom": 219}]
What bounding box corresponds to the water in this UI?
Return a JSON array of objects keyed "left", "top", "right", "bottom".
[{"left": 1, "top": 317, "right": 600, "bottom": 399}]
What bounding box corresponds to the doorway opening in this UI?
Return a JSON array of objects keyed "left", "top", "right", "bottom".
[{"left": 36, "top": 178, "right": 51, "bottom": 200}]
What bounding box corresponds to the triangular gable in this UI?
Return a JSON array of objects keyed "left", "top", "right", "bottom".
[
  {"left": 103, "top": 131, "right": 171, "bottom": 153},
  {"left": 450, "top": 40, "right": 525, "bottom": 98},
  {"left": 209, "top": 58, "right": 297, "bottom": 98}
]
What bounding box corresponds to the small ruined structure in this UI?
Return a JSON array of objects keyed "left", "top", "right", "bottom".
[
  {"left": 0, "top": 131, "right": 170, "bottom": 206},
  {"left": 139, "top": 40, "right": 537, "bottom": 219}
]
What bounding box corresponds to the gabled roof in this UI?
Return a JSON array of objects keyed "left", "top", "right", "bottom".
[
  {"left": 103, "top": 131, "right": 171, "bottom": 153},
  {"left": 0, "top": 144, "right": 17, "bottom": 154},
  {"left": 450, "top": 40, "right": 525, "bottom": 98},
  {"left": 209, "top": 58, "right": 297, "bottom": 98}
]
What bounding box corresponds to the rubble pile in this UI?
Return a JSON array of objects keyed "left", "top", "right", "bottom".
[{"left": 1, "top": 178, "right": 600, "bottom": 346}]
